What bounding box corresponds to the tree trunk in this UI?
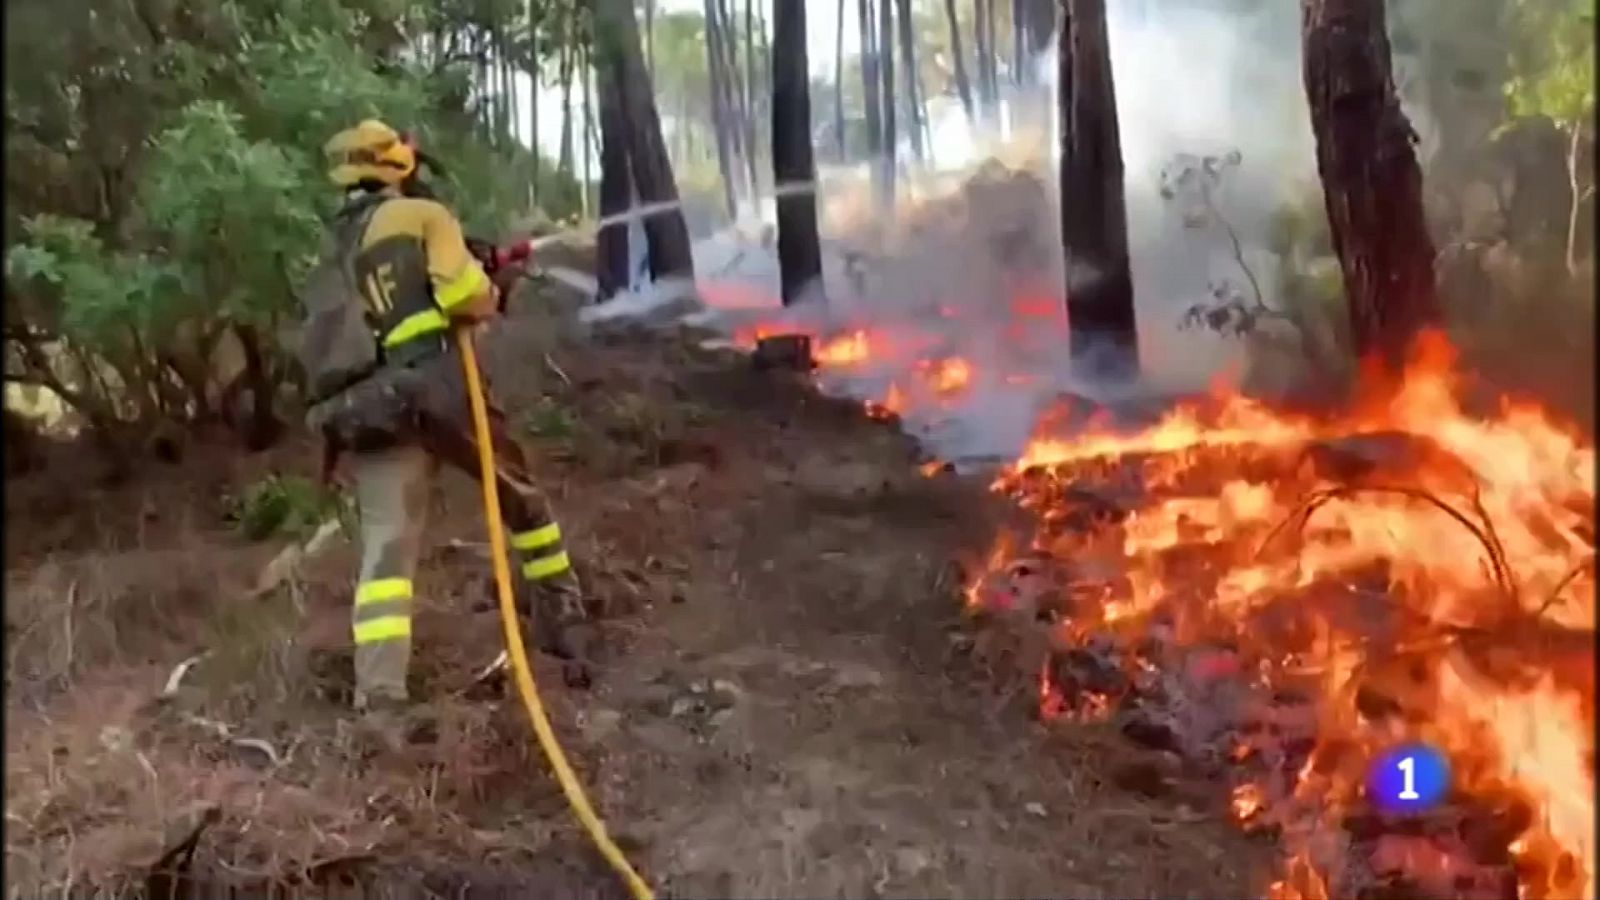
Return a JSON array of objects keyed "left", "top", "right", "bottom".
[
  {"left": 644, "top": 0, "right": 656, "bottom": 73},
  {"left": 835, "top": 0, "right": 848, "bottom": 161},
  {"left": 474, "top": 32, "right": 489, "bottom": 138},
  {"left": 1013, "top": 0, "right": 1026, "bottom": 85},
  {"left": 742, "top": 0, "right": 761, "bottom": 198},
  {"left": 944, "top": 0, "right": 976, "bottom": 124},
  {"left": 492, "top": 31, "right": 505, "bottom": 143},
  {"left": 1565, "top": 121, "right": 1591, "bottom": 277},
  {"left": 858, "top": 0, "right": 883, "bottom": 165},
  {"left": 527, "top": 41, "right": 540, "bottom": 206},
  {"left": 234, "top": 323, "right": 283, "bottom": 452},
  {"left": 878, "top": 0, "right": 897, "bottom": 204},
  {"left": 582, "top": 44, "right": 594, "bottom": 217},
  {"left": 719, "top": 0, "right": 751, "bottom": 186},
  {"left": 984, "top": 0, "right": 1000, "bottom": 108},
  {"left": 559, "top": 41, "right": 575, "bottom": 175},
  {"left": 1059, "top": 0, "right": 1139, "bottom": 381},
  {"left": 503, "top": 45, "right": 518, "bottom": 147},
  {"left": 1301, "top": 0, "right": 1441, "bottom": 370},
  {"left": 1023, "top": 0, "right": 1055, "bottom": 57},
  {"left": 773, "top": 0, "right": 825, "bottom": 307},
  {"left": 895, "top": 0, "right": 923, "bottom": 164},
  {"left": 704, "top": 0, "right": 740, "bottom": 217},
  {"left": 598, "top": 0, "right": 696, "bottom": 279},
  {"left": 718, "top": 0, "right": 753, "bottom": 204},
  {"left": 596, "top": 50, "right": 633, "bottom": 300},
  {"left": 974, "top": 0, "right": 993, "bottom": 119}
]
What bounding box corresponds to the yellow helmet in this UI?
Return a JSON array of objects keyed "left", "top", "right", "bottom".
[{"left": 324, "top": 119, "right": 417, "bottom": 188}]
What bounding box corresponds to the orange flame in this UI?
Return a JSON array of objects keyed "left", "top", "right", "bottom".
[{"left": 976, "top": 332, "right": 1595, "bottom": 898}]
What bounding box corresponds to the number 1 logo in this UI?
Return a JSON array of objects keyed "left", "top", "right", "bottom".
[
  {"left": 1396, "top": 755, "right": 1420, "bottom": 800},
  {"left": 1369, "top": 743, "right": 1448, "bottom": 813}
]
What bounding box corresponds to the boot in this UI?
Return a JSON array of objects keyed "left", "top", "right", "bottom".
[
  {"left": 531, "top": 584, "right": 598, "bottom": 689},
  {"left": 477, "top": 614, "right": 597, "bottom": 690},
  {"left": 353, "top": 693, "right": 439, "bottom": 751},
  {"left": 353, "top": 693, "right": 409, "bottom": 753}
]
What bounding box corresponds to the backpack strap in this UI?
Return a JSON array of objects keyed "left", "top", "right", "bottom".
[{"left": 331, "top": 194, "right": 387, "bottom": 257}]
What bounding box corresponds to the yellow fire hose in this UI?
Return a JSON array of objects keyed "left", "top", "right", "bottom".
[{"left": 454, "top": 328, "right": 655, "bottom": 900}]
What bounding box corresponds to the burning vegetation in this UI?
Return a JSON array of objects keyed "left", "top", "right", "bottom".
[
  {"left": 960, "top": 331, "right": 1595, "bottom": 899},
  {"left": 715, "top": 255, "right": 1593, "bottom": 897}
]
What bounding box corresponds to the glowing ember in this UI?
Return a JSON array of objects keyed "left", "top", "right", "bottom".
[
  {"left": 918, "top": 357, "right": 974, "bottom": 396},
  {"left": 971, "top": 330, "right": 1596, "bottom": 898},
  {"left": 1232, "top": 783, "right": 1266, "bottom": 823}
]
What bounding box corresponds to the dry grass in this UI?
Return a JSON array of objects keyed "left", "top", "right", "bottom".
[{"left": 6, "top": 312, "right": 1273, "bottom": 898}]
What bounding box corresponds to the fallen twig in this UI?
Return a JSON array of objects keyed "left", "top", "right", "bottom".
[
  {"left": 159, "top": 653, "right": 209, "bottom": 700},
  {"left": 542, "top": 353, "right": 573, "bottom": 388},
  {"left": 1535, "top": 554, "right": 1595, "bottom": 617},
  {"left": 251, "top": 517, "right": 344, "bottom": 598}
]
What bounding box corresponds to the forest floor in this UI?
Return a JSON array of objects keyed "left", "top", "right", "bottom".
[{"left": 4, "top": 290, "right": 1276, "bottom": 898}]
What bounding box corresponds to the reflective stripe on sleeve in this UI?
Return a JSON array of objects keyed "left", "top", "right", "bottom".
[
  {"left": 435, "top": 264, "right": 489, "bottom": 311},
  {"left": 521, "top": 550, "right": 572, "bottom": 580},
  {"left": 511, "top": 523, "right": 562, "bottom": 551}
]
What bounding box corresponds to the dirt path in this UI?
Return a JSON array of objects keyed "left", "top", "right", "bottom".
[{"left": 4, "top": 308, "right": 1272, "bottom": 897}]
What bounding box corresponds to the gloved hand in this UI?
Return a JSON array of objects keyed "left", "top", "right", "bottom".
[{"left": 490, "top": 263, "right": 527, "bottom": 311}]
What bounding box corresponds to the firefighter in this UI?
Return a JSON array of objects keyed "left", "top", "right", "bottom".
[{"left": 306, "top": 120, "right": 595, "bottom": 738}]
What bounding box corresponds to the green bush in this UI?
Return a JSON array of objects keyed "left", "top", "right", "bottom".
[{"left": 225, "top": 473, "right": 349, "bottom": 541}]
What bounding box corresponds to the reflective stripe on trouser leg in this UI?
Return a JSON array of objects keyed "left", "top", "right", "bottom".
[
  {"left": 513, "top": 522, "right": 571, "bottom": 582},
  {"left": 351, "top": 444, "right": 431, "bottom": 706},
  {"left": 511, "top": 517, "right": 588, "bottom": 651}
]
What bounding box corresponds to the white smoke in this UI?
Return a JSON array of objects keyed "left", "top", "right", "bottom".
[{"left": 591, "top": 0, "right": 1330, "bottom": 465}]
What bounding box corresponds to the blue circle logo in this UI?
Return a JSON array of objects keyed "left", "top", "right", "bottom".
[{"left": 1367, "top": 743, "right": 1450, "bottom": 814}]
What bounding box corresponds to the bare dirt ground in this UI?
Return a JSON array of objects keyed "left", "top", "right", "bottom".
[{"left": 5, "top": 293, "right": 1275, "bottom": 898}]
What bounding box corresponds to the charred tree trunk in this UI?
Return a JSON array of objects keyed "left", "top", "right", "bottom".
[
  {"left": 1301, "top": 0, "right": 1441, "bottom": 369},
  {"left": 895, "top": 0, "right": 923, "bottom": 164},
  {"left": 944, "top": 0, "right": 976, "bottom": 124},
  {"left": 878, "top": 0, "right": 897, "bottom": 204},
  {"left": 1059, "top": 0, "right": 1139, "bottom": 381},
  {"left": 704, "top": 0, "right": 740, "bottom": 217},
  {"left": 598, "top": 0, "right": 696, "bottom": 280},
  {"left": 835, "top": 0, "right": 849, "bottom": 161},
  {"left": 858, "top": 0, "right": 884, "bottom": 178},
  {"left": 773, "top": 0, "right": 824, "bottom": 307},
  {"left": 596, "top": 47, "right": 634, "bottom": 300}
]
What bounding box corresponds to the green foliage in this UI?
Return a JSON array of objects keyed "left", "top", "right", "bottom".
[
  {"left": 224, "top": 472, "right": 349, "bottom": 541},
  {"left": 235, "top": 20, "right": 434, "bottom": 152},
  {"left": 4, "top": 0, "right": 591, "bottom": 454},
  {"left": 1504, "top": 0, "right": 1596, "bottom": 128},
  {"left": 5, "top": 216, "right": 183, "bottom": 355},
  {"left": 142, "top": 102, "right": 324, "bottom": 326},
  {"left": 523, "top": 395, "right": 576, "bottom": 439}
]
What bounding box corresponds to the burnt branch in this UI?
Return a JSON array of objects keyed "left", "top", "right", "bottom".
[{"left": 1258, "top": 483, "right": 1517, "bottom": 609}]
